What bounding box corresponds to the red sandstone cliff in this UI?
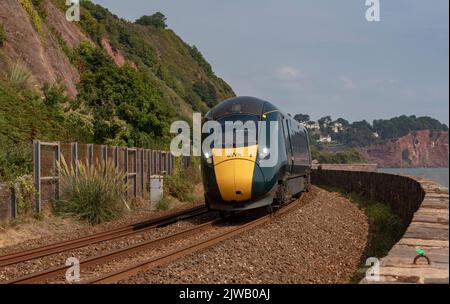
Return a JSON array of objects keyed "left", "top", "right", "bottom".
[{"left": 358, "top": 130, "right": 449, "bottom": 168}]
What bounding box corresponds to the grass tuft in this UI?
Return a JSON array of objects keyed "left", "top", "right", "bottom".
[{"left": 55, "top": 156, "right": 128, "bottom": 225}]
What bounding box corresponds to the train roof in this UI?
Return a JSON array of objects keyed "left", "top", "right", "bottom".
[{"left": 205, "top": 96, "right": 279, "bottom": 120}]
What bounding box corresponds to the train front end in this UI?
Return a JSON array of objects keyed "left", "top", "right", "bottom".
[{"left": 201, "top": 97, "right": 281, "bottom": 212}]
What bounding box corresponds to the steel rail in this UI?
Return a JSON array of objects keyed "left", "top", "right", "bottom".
[
  {"left": 0, "top": 205, "right": 207, "bottom": 268},
  {"left": 5, "top": 217, "right": 220, "bottom": 284},
  {"left": 88, "top": 200, "right": 300, "bottom": 284}
]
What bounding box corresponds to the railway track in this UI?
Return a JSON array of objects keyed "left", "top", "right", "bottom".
[
  {"left": 89, "top": 199, "right": 301, "bottom": 284},
  {"left": 0, "top": 205, "right": 208, "bottom": 268},
  {"left": 5, "top": 199, "right": 300, "bottom": 284}
]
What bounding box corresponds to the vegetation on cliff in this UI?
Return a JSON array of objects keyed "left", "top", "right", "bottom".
[{"left": 0, "top": 0, "right": 235, "bottom": 181}]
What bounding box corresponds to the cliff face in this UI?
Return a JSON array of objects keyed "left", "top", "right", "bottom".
[
  {"left": 0, "top": 0, "right": 235, "bottom": 115},
  {"left": 358, "top": 130, "right": 449, "bottom": 168},
  {"left": 0, "top": 0, "right": 88, "bottom": 97}
]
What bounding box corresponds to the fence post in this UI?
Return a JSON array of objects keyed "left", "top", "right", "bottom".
[
  {"left": 140, "top": 149, "right": 145, "bottom": 197},
  {"left": 71, "top": 142, "right": 78, "bottom": 177},
  {"left": 102, "top": 145, "right": 108, "bottom": 164},
  {"left": 33, "top": 140, "right": 41, "bottom": 213},
  {"left": 133, "top": 149, "right": 137, "bottom": 198},
  {"left": 114, "top": 146, "right": 119, "bottom": 168},
  {"left": 124, "top": 147, "right": 128, "bottom": 199},
  {"left": 87, "top": 144, "right": 94, "bottom": 166},
  {"left": 11, "top": 183, "right": 17, "bottom": 220},
  {"left": 55, "top": 142, "right": 61, "bottom": 201}
]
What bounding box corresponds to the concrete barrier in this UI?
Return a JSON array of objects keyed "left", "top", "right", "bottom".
[{"left": 312, "top": 168, "right": 449, "bottom": 283}]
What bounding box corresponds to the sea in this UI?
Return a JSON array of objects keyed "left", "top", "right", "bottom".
[{"left": 379, "top": 167, "right": 449, "bottom": 188}]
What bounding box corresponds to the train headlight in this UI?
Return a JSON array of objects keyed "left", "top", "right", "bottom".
[
  {"left": 203, "top": 152, "right": 213, "bottom": 164},
  {"left": 259, "top": 147, "right": 270, "bottom": 160}
]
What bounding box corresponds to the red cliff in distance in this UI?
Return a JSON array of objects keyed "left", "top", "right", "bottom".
[{"left": 357, "top": 130, "right": 449, "bottom": 168}]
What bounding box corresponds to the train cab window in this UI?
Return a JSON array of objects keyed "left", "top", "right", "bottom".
[{"left": 216, "top": 114, "right": 259, "bottom": 148}]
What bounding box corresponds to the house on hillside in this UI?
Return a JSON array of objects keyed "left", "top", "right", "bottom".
[
  {"left": 318, "top": 135, "right": 332, "bottom": 143},
  {"left": 332, "top": 122, "right": 344, "bottom": 133},
  {"left": 305, "top": 121, "right": 320, "bottom": 131}
]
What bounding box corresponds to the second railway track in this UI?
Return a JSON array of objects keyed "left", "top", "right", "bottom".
[{"left": 0, "top": 205, "right": 208, "bottom": 268}]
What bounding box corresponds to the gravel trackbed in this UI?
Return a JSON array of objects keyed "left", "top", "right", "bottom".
[{"left": 124, "top": 186, "right": 369, "bottom": 284}]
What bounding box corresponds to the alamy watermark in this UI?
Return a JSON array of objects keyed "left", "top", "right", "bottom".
[
  {"left": 66, "top": 0, "right": 80, "bottom": 22},
  {"left": 366, "top": 0, "right": 381, "bottom": 22},
  {"left": 365, "top": 257, "right": 380, "bottom": 281},
  {"left": 170, "top": 113, "right": 279, "bottom": 168},
  {"left": 65, "top": 257, "right": 81, "bottom": 283}
]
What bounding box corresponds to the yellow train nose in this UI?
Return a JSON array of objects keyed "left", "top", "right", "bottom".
[{"left": 212, "top": 145, "right": 258, "bottom": 202}]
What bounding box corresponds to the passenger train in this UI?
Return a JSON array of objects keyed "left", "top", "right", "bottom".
[{"left": 201, "top": 96, "right": 312, "bottom": 215}]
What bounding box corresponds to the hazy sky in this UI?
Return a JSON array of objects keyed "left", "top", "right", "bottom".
[{"left": 92, "top": 0, "right": 449, "bottom": 124}]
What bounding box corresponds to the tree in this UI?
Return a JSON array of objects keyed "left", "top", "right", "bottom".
[
  {"left": 294, "top": 114, "right": 310, "bottom": 123},
  {"left": 135, "top": 12, "right": 167, "bottom": 29}
]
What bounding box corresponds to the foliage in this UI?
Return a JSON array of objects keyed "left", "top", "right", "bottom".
[
  {"left": 311, "top": 148, "right": 366, "bottom": 164},
  {"left": 188, "top": 45, "right": 214, "bottom": 76},
  {"left": 155, "top": 197, "right": 170, "bottom": 211},
  {"left": 373, "top": 115, "right": 448, "bottom": 140},
  {"left": 18, "top": 0, "right": 43, "bottom": 33},
  {"left": 74, "top": 43, "right": 175, "bottom": 147},
  {"left": 164, "top": 157, "right": 201, "bottom": 203},
  {"left": 7, "top": 62, "right": 36, "bottom": 91},
  {"left": 55, "top": 156, "right": 128, "bottom": 225},
  {"left": 135, "top": 12, "right": 168, "bottom": 29},
  {"left": 294, "top": 114, "right": 310, "bottom": 123},
  {"left": 0, "top": 24, "right": 6, "bottom": 47},
  {"left": 0, "top": 144, "right": 32, "bottom": 183},
  {"left": 13, "top": 175, "right": 36, "bottom": 217},
  {"left": 193, "top": 81, "right": 218, "bottom": 108}
]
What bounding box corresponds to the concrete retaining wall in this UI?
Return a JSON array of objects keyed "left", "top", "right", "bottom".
[
  {"left": 312, "top": 163, "right": 378, "bottom": 172},
  {"left": 312, "top": 169, "right": 449, "bottom": 283}
]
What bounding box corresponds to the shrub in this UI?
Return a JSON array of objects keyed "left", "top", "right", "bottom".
[
  {"left": 55, "top": 156, "right": 128, "bottom": 225},
  {"left": 164, "top": 157, "right": 201, "bottom": 203},
  {"left": 0, "top": 144, "right": 33, "bottom": 183},
  {"left": 155, "top": 197, "right": 170, "bottom": 211},
  {"left": 135, "top": 12, "right": 167, "bottom": 29},
  {"left": 18, "top": 0, "right": 43, "bottom": 34},
  {"left": 8, "top": 62, "right": 36, "bottom": 91},
  {"left": 13, "top": 175, "right": 36, "bottom": 217}
]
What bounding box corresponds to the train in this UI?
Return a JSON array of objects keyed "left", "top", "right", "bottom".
[{"left": 201, "top": 96, "right": 312, "bottom": 215}]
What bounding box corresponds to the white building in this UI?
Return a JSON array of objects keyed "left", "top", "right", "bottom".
[
  {"left": 318, "top": 135, "right": 332, "bottom": 143},
  {"left": 332, "top": 122, "right": 344, "bottom": 133},
  {"left": 305, "top": 121, "right": 320, "bottom": 130}
]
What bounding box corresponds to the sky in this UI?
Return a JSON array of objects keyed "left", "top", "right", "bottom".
[{"left": 92, "top": 0, "right": 449, "bottom": 125}]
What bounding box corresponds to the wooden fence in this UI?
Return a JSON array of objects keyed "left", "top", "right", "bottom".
[{"left": 32, "top": 140, "right": 177, "bottom": 212}]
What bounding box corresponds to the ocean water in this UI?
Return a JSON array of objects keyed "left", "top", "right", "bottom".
[{"left": 379, "top": 167, "right": 449, "bottom": 188}]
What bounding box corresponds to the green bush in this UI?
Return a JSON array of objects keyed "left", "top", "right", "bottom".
[
  {"left": 312, "top": 148, "right": 366, "bottom": 164},
  {"left": 155, "top": 197, "right": 170, "bottom": 211},
  {"left": 55, "top": 157, "right": 128, "bottom": 225},
  {"left": 18, "top": 0, "right": 43, "bottom": 33},
  {"left": 135, "top": 12, "right": 167, "bottom": 29},
  {"left": 0, "top": 144, "right": 32, "bottom": 183},
  {"left": 164, "top": 157, "right": 201, "bottom": 203},
  {"left": 8, "top": 62, "right": 36, "bottom": 91}
]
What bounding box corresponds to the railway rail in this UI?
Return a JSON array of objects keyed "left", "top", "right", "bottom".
[
  {"left": 89, "top": 199, "right": 301, "bottom": 284},
  {"left": 0, "top": 205, "right": 207, "bottom": 268},
  {"left": 4, "top": 199, "right": 301, "bottom": 284}
]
